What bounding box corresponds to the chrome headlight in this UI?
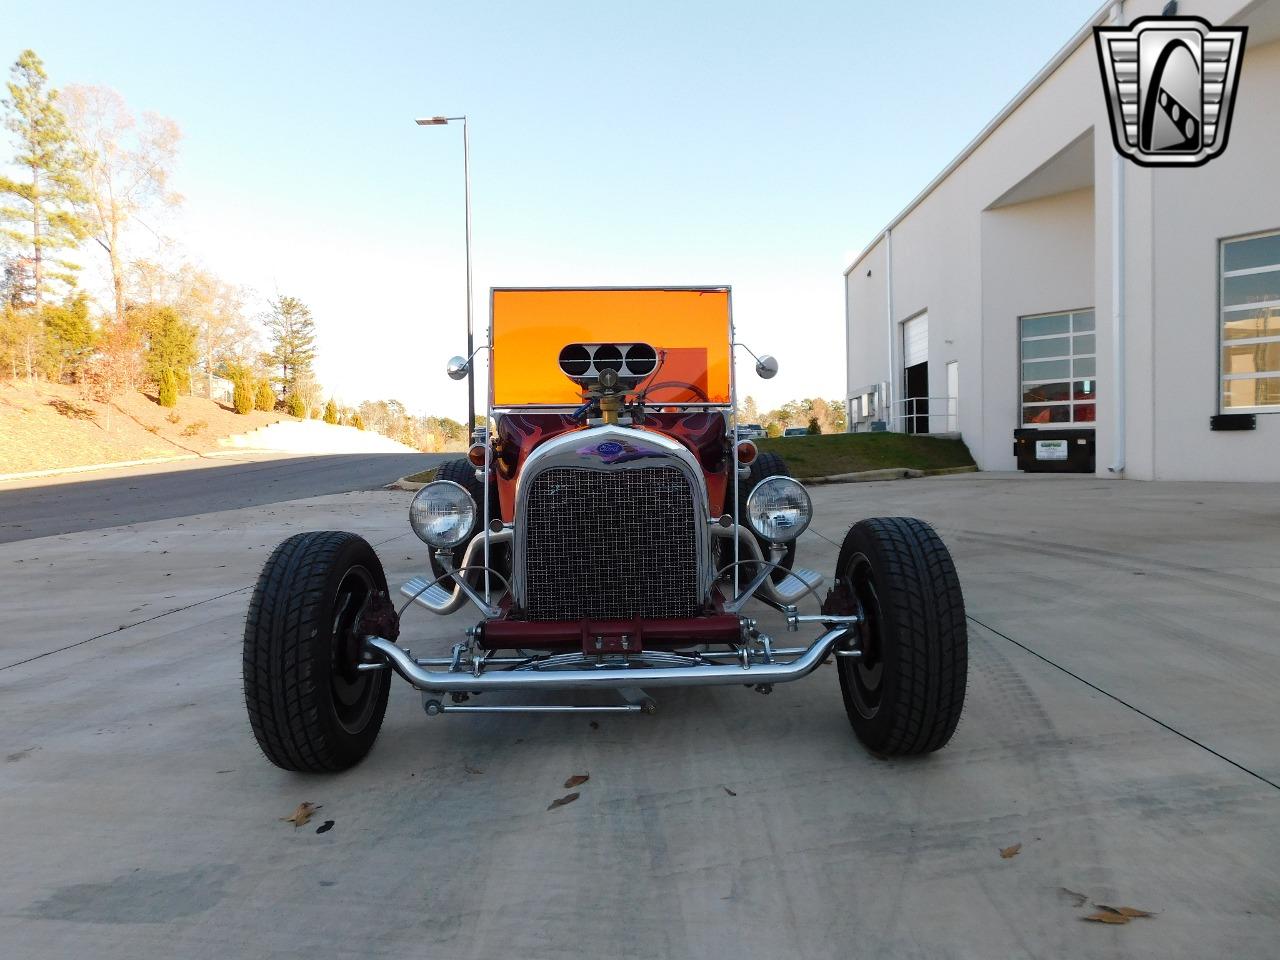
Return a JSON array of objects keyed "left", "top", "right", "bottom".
[
  {"left": 409, "top": 480, "right": 477, "bottom": 549},
  {"left": 745, "top": 476, "right": 812, "bottom": 543}
]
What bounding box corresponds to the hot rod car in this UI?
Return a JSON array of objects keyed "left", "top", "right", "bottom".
[{"left": 242, "top": 287, "right": 967, "bottom": 772}]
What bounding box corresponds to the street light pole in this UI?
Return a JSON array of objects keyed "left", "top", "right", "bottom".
[{"left": 415, "top": 114, "right": 474, "bottom": 433}]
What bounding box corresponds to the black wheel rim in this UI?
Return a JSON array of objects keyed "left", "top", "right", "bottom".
[
  {"left": 843, "top": 552, "right": 885, "bottom": 720},
  {"left": 329, "top": 565, "right": 380, "bottom": 735}
]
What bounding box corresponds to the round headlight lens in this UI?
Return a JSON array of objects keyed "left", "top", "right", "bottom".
[
  {"left": 409, "top": 480, "right": 477, "bottom": 549},
  {"left": 745, "top": 475, "right": 812, "bottom": 543}
]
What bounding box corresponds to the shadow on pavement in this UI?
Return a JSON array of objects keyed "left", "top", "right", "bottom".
[{"left": 0, "top": 452, "right": 443, "bottom": 543}]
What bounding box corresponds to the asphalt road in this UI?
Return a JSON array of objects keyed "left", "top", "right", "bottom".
[
  {"left": 1, "top": 475, "right": 1277, "bottom": 959},
  {"left": 0, "top": 452, "right": 443, "bottom": 544}
]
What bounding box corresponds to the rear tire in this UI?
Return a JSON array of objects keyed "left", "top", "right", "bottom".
[
  {"left": 243, "top": 531, "right": 392, "bottom": 773},
  {"left": 738, "top": 451, "right": 796, "bottom": 583},
  {"left": 430, "top": 458, "right": 491, "bottom": 588},
  {"left": 833, "top": 517, "right": 967, "bottom": 756}
]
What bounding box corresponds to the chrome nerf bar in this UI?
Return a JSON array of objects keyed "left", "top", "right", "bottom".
[
  {"left": 364, "top": 626, "right": 854, "bottom": 693},
  {"left": 711, "top": 524, "right": 824, "bottom": 613},
  {"left": 401, "top": 529, "right": 513, "bottom": 615}
]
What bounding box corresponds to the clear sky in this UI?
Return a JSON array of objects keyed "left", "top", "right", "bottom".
[{"left": 4, "top": 0, "right": 1103, "bottom": 418}]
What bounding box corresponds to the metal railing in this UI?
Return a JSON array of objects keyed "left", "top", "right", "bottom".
[{"left": 889, "top": 396, "right": 957, "bottom": 434}]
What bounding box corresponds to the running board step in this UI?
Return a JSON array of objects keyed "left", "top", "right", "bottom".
[
  {"left": 773, "top": 567, "right": 823, "bottom": 603},
  {"left": 400, "top": 576, "right": 455, "bottom": 613}
]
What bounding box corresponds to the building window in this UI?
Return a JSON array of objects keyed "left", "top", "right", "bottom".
[
  {"left": 1020, "top": 310, "right": 1096, "bottom": 427},
  {"left": 1221, "top": 230, "right": 1280, "bottom": 413}
]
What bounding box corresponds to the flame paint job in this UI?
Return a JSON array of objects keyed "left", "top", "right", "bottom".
[{"left": 492, "top": 411, "right": 731, "bottom": 522}]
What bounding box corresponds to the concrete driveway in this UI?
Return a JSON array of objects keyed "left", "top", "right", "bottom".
[{"left": 1, "top": 475, "right": 1277, "bottom": 959}]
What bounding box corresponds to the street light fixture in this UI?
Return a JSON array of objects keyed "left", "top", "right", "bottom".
[{"left": 415, "top": 114, "right": 474, "bottom": 432}]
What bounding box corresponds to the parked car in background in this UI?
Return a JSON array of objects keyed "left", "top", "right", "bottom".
[
  {"left": 736, "top": 423, "right": 765, "bottom": 440},
  {"left": 783, "top": 426, "right": 808, "bottom": 437}
]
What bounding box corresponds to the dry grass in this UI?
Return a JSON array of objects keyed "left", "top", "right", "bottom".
[{"left": 0, "top": 380, "right": 292, "bottom": 475}]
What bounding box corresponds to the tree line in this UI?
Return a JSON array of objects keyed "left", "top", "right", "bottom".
[
  {"left": 0, "top": 49, "right": 465, "bottom": 450},
  {"left": 2, "top": 49, "right": 833, "bottom": 452},
  {"left": 738, "top": 395, "right": 846, "bottom": 436}
]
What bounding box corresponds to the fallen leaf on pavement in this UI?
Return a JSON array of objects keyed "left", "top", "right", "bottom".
[
  {"left": 1059, "top": 887, "right": 1089, "bottom": 907},
  {"left": 315, "top": 820, "right": 335, "bottom": 834},
  {"left": 564, "top": 773, "right": 589, "bottom": 789},
  {"left": 723, "top": 787, "right": 737, "bottom": 797},
  {"left": 281, "top": 802, "right": 321, "bottom": 828},
  {"left": 547, "top": 792, "right": 580, "bottom": 811},
  {"left": 464, "top": 764, "right": 483, "bottom": 775},
  {"left": 1000, "top": 843, "right": 1022, "bottom": 859},
  {"left": 589, "top": 721, "right": 599, "bottom": 730},
  {"left": 1096, "top": 904, "right": 1154, "bottom": 919},
  {"left": 1083, "top": 911, "right": 1130, "bottom": 924}
]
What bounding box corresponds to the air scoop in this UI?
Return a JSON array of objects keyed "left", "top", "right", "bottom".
[{"left": 558, "top": 342, "right": 657, "bottom": 389}]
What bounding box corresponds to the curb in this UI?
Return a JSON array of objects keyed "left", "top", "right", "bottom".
[
  {"left": 385, "top": 478, "right": 427, "bottom": 492},
  {"left": 0, "top": 453, "right": 200, "bottom": 483},
  {"left": 803, "top": 465, "right": 978, "bottom": 485}
]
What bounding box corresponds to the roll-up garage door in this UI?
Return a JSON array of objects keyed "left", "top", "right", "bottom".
[{"left": 903, "top": 314, "right": 928, "bottom": 368}]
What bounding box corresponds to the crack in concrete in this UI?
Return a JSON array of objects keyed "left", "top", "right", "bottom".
[
  {"left": 0, "top": 532, "right": 411, "bottom": 672},
  {"left": 971, "top": 613, "right": 1280, "bottom": 793}
]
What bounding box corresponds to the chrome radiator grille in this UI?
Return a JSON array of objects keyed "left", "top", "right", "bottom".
[{"left": 523, "top": 466, "right": 701, "bottom": 621}]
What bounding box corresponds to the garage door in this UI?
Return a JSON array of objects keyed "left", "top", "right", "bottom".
[{"left": 903, "top": 314, "right": 928, "bottom": 368}]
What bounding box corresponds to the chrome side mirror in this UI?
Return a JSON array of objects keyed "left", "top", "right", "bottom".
[
  {"left": 755, "top": 354, "right": 779, "bottom": 379},
  {"left": 446, "top": 356, "right": 470, "bottom": 381}
]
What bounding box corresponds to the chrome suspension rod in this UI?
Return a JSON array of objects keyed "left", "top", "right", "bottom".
[{"left": 365, "top": 628, "right": 850, "bottom": 693}]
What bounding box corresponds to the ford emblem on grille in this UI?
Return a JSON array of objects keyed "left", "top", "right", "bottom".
[{"left": 577, "top": 438, "right": 665, "bottom": 465}]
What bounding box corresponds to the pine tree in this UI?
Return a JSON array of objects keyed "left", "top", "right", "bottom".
[
  {"left": 265, "top": 295, "right": 316, "bottom": 399},
  {"left": 286, "top": 392, "right": 305, "bottom": 418},
  {"left": 0, "top": 51, "right": 89, "bottom": 312},
  {"left": 323, "top": 398, "right": 339, "bottom": 424}
]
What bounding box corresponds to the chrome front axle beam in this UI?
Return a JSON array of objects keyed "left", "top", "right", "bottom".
[{"left": 363, "top": 623, "right": 856, "bottom": 695}]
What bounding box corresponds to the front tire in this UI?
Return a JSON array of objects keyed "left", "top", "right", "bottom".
[
  {"left": 833, "top": 517, "right": 967, "bottom": 756},
  {"left": 243, "top": 531, "right": 392, "bottom": 772}
]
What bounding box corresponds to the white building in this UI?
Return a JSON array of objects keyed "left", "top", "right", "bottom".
[{"left": 843, "top": 0, "right": 1280, "bottom": 480}]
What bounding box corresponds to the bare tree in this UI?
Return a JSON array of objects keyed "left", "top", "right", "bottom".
[
  {"left": 127, "top": 259, "right": 254, "bottom": 395},
  {"left": 83, "top": 311, "right": 143, "bottom": 428},
  {"left": 194, "top": 272, "right": 255, "bottom": 394},
  {"left": 61, "top": 85, "right": 181, "bottom": 328}
]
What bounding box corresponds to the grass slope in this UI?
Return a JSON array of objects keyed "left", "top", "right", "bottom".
[
  {"left": 0, "top": 380, "right": 289, "bottom": 475},
  {"left": 758, "top": 432, "right": 974, "bottom": 479}
]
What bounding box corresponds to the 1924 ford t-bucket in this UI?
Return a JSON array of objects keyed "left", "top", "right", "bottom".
[{"left": 243, "top": 287, "right": 967, "bottom": 772}]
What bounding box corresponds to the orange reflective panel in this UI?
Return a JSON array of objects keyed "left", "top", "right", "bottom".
[{"left": 490, "top": 288, "right": 732, "bottom": 406}]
